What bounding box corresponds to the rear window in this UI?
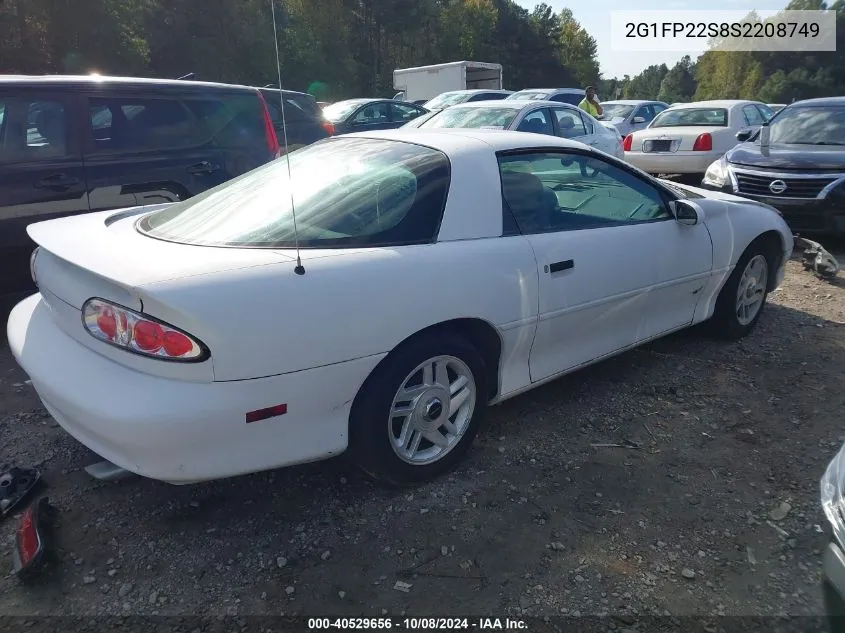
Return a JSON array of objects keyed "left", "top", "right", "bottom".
[
  {"left": 651, "top": 108, "right": 728, "bottom": 127},
  {"left": 419, "top": 107, "right": 518, "bottom": 130},
  {"left": 263, "top": 91, "right": 319, "bottom": 124},
  {"left": 322, "top": 100, "right": 366, "bottom": 122},
  {"left": 138, "top": 137, "right": 451, "bottom": 248}
]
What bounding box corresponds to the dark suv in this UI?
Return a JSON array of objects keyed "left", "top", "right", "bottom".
[
  {"left": 259, "top": 87, "right": 332, "bottom": 151},
  {"left": 0, "top": 75, "right": 281, "bottom": 296}
]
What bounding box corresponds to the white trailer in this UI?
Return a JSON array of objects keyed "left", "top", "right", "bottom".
[{"left": 393, "top": 61, "right": 503, "bottom": 103}]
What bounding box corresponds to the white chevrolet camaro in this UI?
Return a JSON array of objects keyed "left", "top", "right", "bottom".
[{"left": 8, "top": 129, "right": 793, "bottom": 486}]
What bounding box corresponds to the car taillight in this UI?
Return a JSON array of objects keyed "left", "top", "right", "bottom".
[
  {"left": 82, "top": 298, "right": 208, "bottom": 362},
  {"left": 692, "top": 133, "right": 712, "bottom": 151},
  {"left": 321, "top": 120, "right": 335, "bottom": 136},
  {"left": 256, "top": 92, "right": 281, "bottom": 158},
  {"left": 622, "top": 134, "right": 633, "bottom": 151}
]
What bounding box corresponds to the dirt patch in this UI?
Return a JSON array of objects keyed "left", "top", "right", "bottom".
[{"left": 0, "top": 258, "right": 842, "bottom": 619}]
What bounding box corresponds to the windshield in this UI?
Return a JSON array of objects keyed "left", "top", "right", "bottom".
[
  {"left": 600, "top": 104, "right": 635, "bottom": 120},
  {"left": 768, "top": 106, "right": 845, "bottom": 145},
  {"left": 423, "top": 92, "right": 472, "bottom": 110},
  {"left": 418, "top": 107, "right": 518, "bottom": 130},
  {"left": 321, "top": 100, "right": 365, "bottom": 122},
  {"left": 651, "top": 108, "right": 728, "bottom": 127},
  {"left": 138, "top": 137, "right": 450, "bottom": 248},
  {"left": 508, "top": 91, "right": 551, "bottom": 101}
]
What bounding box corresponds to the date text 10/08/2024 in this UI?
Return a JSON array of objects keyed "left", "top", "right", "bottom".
[{"left": 307, "top": 618, "right": 528, "bottom": 630}]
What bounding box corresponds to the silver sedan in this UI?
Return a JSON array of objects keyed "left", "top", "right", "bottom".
[{"left": 401, "top": 100, "right": 624, "bottom": 159}]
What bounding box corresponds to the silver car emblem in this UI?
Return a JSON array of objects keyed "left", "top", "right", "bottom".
[{"left": 769, "top": 180, "right": 787, "bottom": 194}]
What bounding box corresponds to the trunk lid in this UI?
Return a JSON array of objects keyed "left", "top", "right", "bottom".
[
  {"left": 636, "top": 126, "right": 725, "bottom": 152},
  {"left": 29, "top": 205, "right": 293, "bottom": 309}
]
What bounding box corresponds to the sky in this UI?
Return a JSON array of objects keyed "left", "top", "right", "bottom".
[{"left": 514, "top": 0, "right": 790, "bottom": 78}]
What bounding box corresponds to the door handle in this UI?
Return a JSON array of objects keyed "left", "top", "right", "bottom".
[
  {"left": 187, "top": 161, "right": 220, "bottom": 175},
  {"left": 34, "top": 174, "right": 80, "bottom": 191},
  {"left": 547, "top": 259, "right": 574, "bottom": 273}
]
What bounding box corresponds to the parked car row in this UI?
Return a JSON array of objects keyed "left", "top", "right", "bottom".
[{"left": 0, "top": 75, "right": 286, "bottom": 295}]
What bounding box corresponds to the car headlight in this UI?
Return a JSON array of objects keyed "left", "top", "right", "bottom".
[
  {"left": 822, "top": 441, "right": 845, "bottom": 547},
  {"left": 703, "top": 158, "right": 728, "bottom": 187}
]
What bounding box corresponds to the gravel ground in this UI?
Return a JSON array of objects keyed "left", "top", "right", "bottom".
[{"left": 0, "top": 254, "right": 843, "bottom": 623}]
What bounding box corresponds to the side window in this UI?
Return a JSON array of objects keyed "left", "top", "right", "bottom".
[
  {"left": 636, "top": 105, "right": 656, "bottom": 122},
  {"left": 353, "top": 103, "right": 389, "bottom": 124},
  {"left": 552, "top": 108, "right": 587, "bottom": 138},
  {"left": 742, "top": 105, "right": 764, "bottom": 126},
  {"left": 390, "top": 102, "right": 424, "bottom": 122},
  {"left": 516, "top": 109, "right": 554, "bottom": 135},
  {"left": 88, "top": 97, "right": 198, "bottom": 153},
  {"left": 755, "top": 104, "right": 774, "bottom": 122},
  {"left": 498, "top": 151, "right": 670, "bottom": 235},
  {"left": 552, "top": 93, "right": 582, "bottom": 106},
  {"left": 0, "top": 97, "right": 70, "bottom": 162},
  {"left": 578, "top": 111, "right": 594, "bottom": 134},
  {"left": 653, "top": 104, "right": 668, "bottom": 116}
]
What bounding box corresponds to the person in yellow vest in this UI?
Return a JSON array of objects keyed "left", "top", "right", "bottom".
[{"left": 578, "top": 86, "right": 603, "bottom": 118}]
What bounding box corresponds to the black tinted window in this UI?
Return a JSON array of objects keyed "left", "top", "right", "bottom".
[
  {"left": 552, "top": 93, "right": 582, "bottom": 106},
  {"left": 264, "top": 92, "right": 318, "bottom": 124},
  {"left": 88, "top": 97, "right": 197, "bottom": 152},
  {"left": 184, "top": 94, "right": 264, "bottom": 149},
  {"left": 0, "top": 97, "right": 70, "bottom": 162}
]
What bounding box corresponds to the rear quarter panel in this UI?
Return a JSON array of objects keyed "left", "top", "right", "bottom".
[{"left": 139, "top": 238, "right": 540, "bottom": 383}]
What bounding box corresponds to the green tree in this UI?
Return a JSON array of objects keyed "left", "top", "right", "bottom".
[
  {"left": 657, "top": 55, "right": 696, "bottom": 103},
  {"left": 556, "top": 8, "right": 599, "bottom": 86},
  {"left": 624, "top": 64, "right": 668, "bottom": 99}
]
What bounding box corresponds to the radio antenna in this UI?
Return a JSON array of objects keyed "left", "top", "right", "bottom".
[{"left": 270, "top": 0, "right": 305, "bottom": 275}]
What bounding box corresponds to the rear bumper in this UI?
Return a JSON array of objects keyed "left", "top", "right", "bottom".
[
  {"left": 8, "top": 294, "right": 383, "bottom": 483},
  {"left": 625, "top": 150, "right": 721, "bottom": 175}
]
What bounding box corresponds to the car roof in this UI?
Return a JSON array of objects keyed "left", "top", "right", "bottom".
[
  {"left": 445, "top": 99, "right": 577, "bottom": 111},
  {"left": 0, "top": 74, "right": 259, "bottom": 93},
  {"left": 345, "top": 128, "right": 586, "bottom": 155},
  {"left": 788, "top": 97, "right": 845, "bottom": 107},
  {"left": 436, "top": 89, "right": 514, "bottom": 95},
  {"left": 668, "top": 100, "right": 757, "bottom": 109},
  {"left": 602, "top": 100, "right": 664, "bottom": 106},
  {"left": 329, "top": 98, "right": 393, "bottom": 106},
  {"left": 513, "top": 88, "right": 584, "bottom": 94},
  {"left": 258, "top": 87, "right": 314, "bottom": 98}
]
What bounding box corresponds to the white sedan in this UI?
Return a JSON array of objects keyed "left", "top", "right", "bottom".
[
  {"left": 8, "top": 130, "right": 792, "bottom": 486},
  {"left": 401, "top": 100, "right": 624, "bottom": 159},
  {"left": 623, "top": 100, "right": 775, "bottom": 180}
]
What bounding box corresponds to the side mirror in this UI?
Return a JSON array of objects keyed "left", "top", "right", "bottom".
[
  {"left": 736, "top": 128, "right": 754, "bottom": 142},
  {"left": 669, "top": 199, "right": 700, "bottom": 226},
  {"left": 632, "top": 116, "right": 646, "bottom": 124}
]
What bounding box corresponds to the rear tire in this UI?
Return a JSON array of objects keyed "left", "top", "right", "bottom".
[
  {"left": 710, "top": 241, "right": 775, "bottom": 340},
  {"left": 348, "top": 332, "right": 487, "bottom": 487}
]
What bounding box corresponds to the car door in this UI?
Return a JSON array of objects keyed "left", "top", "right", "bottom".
[
  {"left": 630, "top": 104, "right": 656, "bottom": 132},
  {"left": 390, "top": 102, "right": 426, "bottom": 127},
  {"left": 497, "top": 149, "right": 713, "bottom": 382},
  {"left": 550, "top": 107, "right": 592, "bottom": 144},
  {"left": 742, "top": 104, "right": 766, "bottom": 129},
  {"left": 515, "top": 108, "right": 555, "bottom": 135},
  {"left": 0, "top": 90, "right": 89, "bottom": 295},
  {"left": 81, "top": 92, "right": 231, "bottom": 210},
  {"left": 347, "top": 102, "right": 394, "bottom": 132}
]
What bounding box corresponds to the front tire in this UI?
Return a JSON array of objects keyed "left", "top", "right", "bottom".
[
  {"left": 349, "top": 333, "right": 487, "bottom": 486},
  {"left": 710, "top": 241, "right": 774, "bottom": 340}
]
